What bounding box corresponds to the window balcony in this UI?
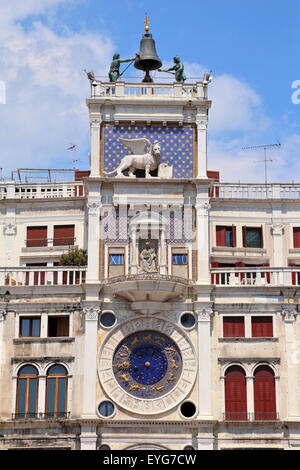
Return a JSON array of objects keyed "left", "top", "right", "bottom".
[
  {"left": 25, "top": 237, "right": 76, "bottom": 248},
  {"left": 1, "top": 267, "right": 86, "bottom": 286},
  {"left": 211, "top": 267, "right": 300, "bottom": 287},
  {"left": 222, "top": 412, "right": 279, "bottom": 422},
  {"left": 11, "top": 412, "right": 70, "bottom": 420}
]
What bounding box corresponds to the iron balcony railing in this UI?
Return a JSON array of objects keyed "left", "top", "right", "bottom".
[
  {"left": 25, "top": 237, "right": 76, "bottom": 248},
  {"left": 12, "top": 412, "right": 70, "bottom": 420},
  {"left": 223, "top": 412, "right": 279, "bottom": 421}
]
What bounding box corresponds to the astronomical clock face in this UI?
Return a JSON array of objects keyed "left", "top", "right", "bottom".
[
  {"left": 98, "top": 317, "right": 197, "bottom": 415},
  {"left": 112, "top": 331, "right": 182, "bottom": 399}
]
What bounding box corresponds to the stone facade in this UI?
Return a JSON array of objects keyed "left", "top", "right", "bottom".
[{"left": 0, "top": 79, "right": 299, "bottom": 450}]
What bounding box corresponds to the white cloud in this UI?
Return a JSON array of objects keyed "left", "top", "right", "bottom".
[{"left": 0, "top": 1, "right": 115, "bottom": 175}]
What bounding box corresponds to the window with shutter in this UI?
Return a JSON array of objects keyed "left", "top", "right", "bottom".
[
  {"left": 293, "top": 228, "right": 300, "bottom": 248},
  {"left": 225, "top": 366, "right": 247, "bottom": 421},
  {"left": 216, "top": 226, "right": 235, "bottom": 247},
  {"left": 253, "top": 366, "right": 276, "bottom": 420},
  {"left": 48, "top": 316, "right": 69, "bottom": 337},
  {"left": 251, "top": 317, "right": 273, "bottom": 337},
  {"left": 26, "top": 226, "right": 47, "bottom": 247},
  {"left": 243, "top": 227, "right": 263, "bottom": 248},
  {"left": 53, "top": 225, "right": 75, "bottom": 246},
  {"left": 223, "top": 316, "right": 245, "bottom": 337}
]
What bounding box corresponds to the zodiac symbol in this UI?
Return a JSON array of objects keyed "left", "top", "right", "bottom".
[
  {"left": 142, "top": 334, "right": 152, "bottom": 342},
  {"left": 131, "top": 336, "right": 139, "bottom": 347},
  {"left": 129, "top": 383, "right": 146, "bottom": 392},
  {"left": 117, "top": 359, "right": 130, "bottom": 371},
  {"left": 119, "top": 345, "right": 130, "bottom": 357},
  {"left": 119, "top": 373, "right": 129, "bottom": 382},
  {"left": 168, "top": 373, "right": 175, "bottom": 382},
  {"left": 151, "top": 385, "right": 164, "bottom": 396},
  {"left": 164, "top": 347, "right": 176, "bottom": 355},
  {"left": 171, "top": 359, "right": 179, "bottom": 369}
]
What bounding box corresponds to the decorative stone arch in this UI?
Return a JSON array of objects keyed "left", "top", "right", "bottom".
[
  {"left": 14, "top": 361, "right": 42, "bottom": 376},
  {"left": 222, "top": 361, "right": 248, "bottom": 377},
  {"left": 44, "top": 361, "right": 71, "bottom": 376},
  {"left": 250, "top": 361, "right": 278, "bottom": 377},
  {"left": 125, "top": 444, "right": 169, "bottom": 450},
  {"left": 129, "top": 210, "right": 168, "bottom": 275}
]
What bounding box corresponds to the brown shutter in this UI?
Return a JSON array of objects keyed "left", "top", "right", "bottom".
[
  {"left": 223, "top": 316, "right": 245, "bottom": 337},
  {"left": 252, "top": 316, "right": 273, "bottom": 337},
  {"left": 216, "top": 226, "right": 226, "bottom": 246},
  {"left": 293, "top": 228, "right": 300, "bottom": 248},
  {"left": 262, "top": 262, "right": 270, "bottom": 283},
  {"left": 232, "top": 225, "right": 236, "bottom": 247},
  {"left": 289, "top": 263, "right": 297, "bottom": 285},
  {"left": 242, "top": 226, "right": 246, "bottom": 247},
  {"left": 53, "top": 225, "right": 74, "bottom": 246},
  {"left": 260, "top": 225, "right": 264, "bottom": 248},
  {"left": 254, "top": 366, "right": 276, "bottom": 420},
  {"left": 27, "top": 226, "right": 47, "bottom": 247},
  {"left": 211, "top": 261, "right": 219, "bottom": 284},
  {"left": 225, "top": 366, "right": 247, "bottom": 421}
]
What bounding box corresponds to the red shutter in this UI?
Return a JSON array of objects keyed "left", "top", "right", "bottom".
[
  {"left": 235, "top": 261, "right": 245, "bottom": 281},
  {"left": 252, "top": 317, "right": 273, "bottom": 337},
  {"left": 232, "top": 225, "right": 236, "bottom": 247},
  {"left": 242, "top": 226, "right": 246, "bottom": 247},
  {"left": 211, "top": 261, "right": 219, "bottom": 284},
  {"left": 293, "top": 228, "right": 300, "bottom": 248},
  {"left": 254, "top": 366, "right": 276, "bottom": 420},
  {"left": 225, "top": 366, "right": 247, "bottom": 420},
  {"left": 289, "top": 263, "right": 297, "bottom": 286},
  {"left": 262, "top": 263, "right": 270, "bottom": 284},
  {"left": 216, "top": 226, "right": 226, "bottom": 246},
  {"left": 223, "top": 316, "right": 245, "bottom": 337},
  {"left": 53, "top": 225, "right": 74, "bottom": 246},
  {"left": 27, "top": 226, "right": 47, "bottom": 247},
  {"left": 25, "top": 263, "right": 47, "bottom": 285}
]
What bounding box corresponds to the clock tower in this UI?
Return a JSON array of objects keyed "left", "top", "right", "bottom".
[{"left": 83, "top": 21, "right": 213, "bottom": 450}]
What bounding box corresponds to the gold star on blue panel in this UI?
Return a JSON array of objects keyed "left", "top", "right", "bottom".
[{"left": 103, "top": 124, "right": 194, "bottom": 178}]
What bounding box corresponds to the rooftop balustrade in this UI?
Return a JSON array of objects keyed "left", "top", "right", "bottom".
[
  {"left": 89, "top": 80, "right": 207, "bottom": 100},
  {"left": 0, "top": 181, "right": 84, "bottom": 200},
  {"left": 210, "top": 183, "right": 300, "bottom": 199}
]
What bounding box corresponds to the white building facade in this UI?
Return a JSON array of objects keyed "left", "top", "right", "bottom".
[{"left": 0, "top": 75, "right": 300, "bottom": 451}]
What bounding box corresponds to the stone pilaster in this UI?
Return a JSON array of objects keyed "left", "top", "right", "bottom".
[
  {"left": 82, "top": 303, "right": 101, "bottom": 419},
  {"left": 195, "top": 306, "right": 213, "bottom": 419},
  {"left": 90, "top": 117, "right": 102, "bottom": 177},
  {"left": 196, "top": 117, "right": 208, "bottom": 179},
  {"left": 195, "top": 196, "right": 210, "bottom": 285},
  {"left": 281, "top": 305, "right": 299, "bottom": 418}
]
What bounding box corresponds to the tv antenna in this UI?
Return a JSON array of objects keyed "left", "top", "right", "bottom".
[
  {"left": 67, "top": 144, "right": 80, "bottom": 169},
  {"left": 242, "top": 141, "right": 281, "bottom": 185}
]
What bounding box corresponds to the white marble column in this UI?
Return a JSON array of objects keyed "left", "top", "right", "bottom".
[
  {"left": 86, "top": 195, "right": 102, "bottom": 283},
  {"left": 0, "top": 311, "right": 6, "bottom": 379},
  {"left": 90, "top": 117, "right": 102, "bottom": 177},
  {"left": 196, "top": 119, "right": 208, "bottom": 179},
  {"left": 82, "top": 304, "right": 100, "bottom": 419},
  {"left": 195, "top": 196, "right": 210, "bottom": 285},
  {"left": 281, "top": 305, "right": 299, "bottom": 418},
  {"left": 196, "top": 306, "right": 213, "bottom": 419},
  {"left": 271, "top": 223, "right": 284, "bottom": 267}
]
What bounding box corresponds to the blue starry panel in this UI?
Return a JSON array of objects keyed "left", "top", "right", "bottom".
[{"left": 102, "top": 124, "right": 195, "bottom": 178}]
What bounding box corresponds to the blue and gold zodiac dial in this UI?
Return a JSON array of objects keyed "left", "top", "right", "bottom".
[{"left": 113, "top": 331, "right": 182, "bottom": 399}]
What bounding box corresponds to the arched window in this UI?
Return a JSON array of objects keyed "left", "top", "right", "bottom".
[
  {"left": 16, "top": 365, "right": 39, "bottom": 419},
  {"left": 46, "top": 365, "right": 68, "bottom": 418},
  {"left": 254, "top": 365, "right": 276, "bottom": 420},
  {"left": 225, "top": 366, "right": 247, "bottom": 421}
]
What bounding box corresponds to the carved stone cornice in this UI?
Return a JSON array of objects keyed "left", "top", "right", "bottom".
[
  {"left": 271, "top": 223, "right": 284, "bottom": 236},
  {"left": 83, "top": 307, "right": 100, "bottom": 321},
  {"left": 196, "top": 308, "right": 214, "bottom": 322},
  {"left": 87, "top": 201, "right": 101, "bottom": 216},
  {"left": 3, "top": 221, "right": 17, "bottom": 236},
  {"left": 90, "top": 117, "right": 102, "bottom": 129},
  {"left": 196, "top": 201, "right": 211, "bottom": 215},
  {"left": 281, "top": 305, "right": 298, "bottom": 323}
]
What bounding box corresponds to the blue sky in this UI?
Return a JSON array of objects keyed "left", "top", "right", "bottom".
[{"left": 1, "top": 0, "right": 300, "bottom": 182}]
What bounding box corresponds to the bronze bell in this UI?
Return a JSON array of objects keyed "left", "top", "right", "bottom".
[{"left": 134, "top": 32, "right": 162, "bottom": 83}]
